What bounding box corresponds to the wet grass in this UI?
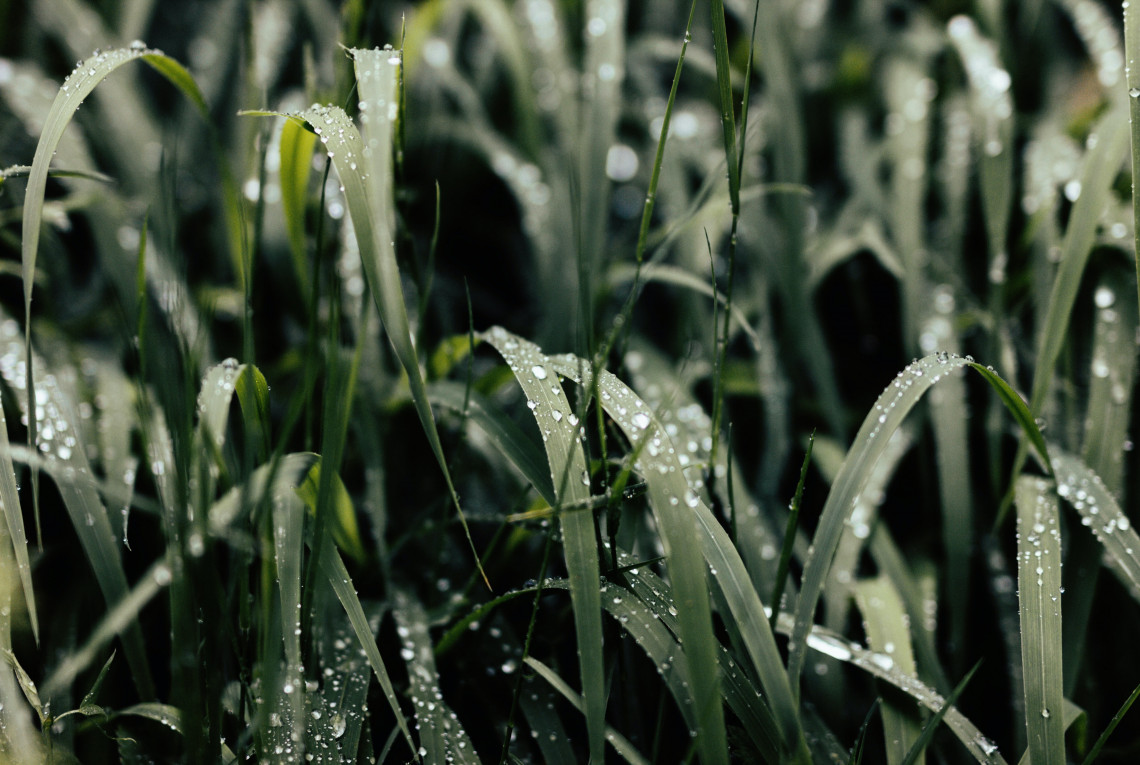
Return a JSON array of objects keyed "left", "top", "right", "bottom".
[{"left": 2, "top": 0, "right": 1140, "bottom": 762}]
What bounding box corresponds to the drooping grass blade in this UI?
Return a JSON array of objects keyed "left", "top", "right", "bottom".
[
  {"left": 547, "top": 343, "right": 805, "bottom": 763},
  {"left": 482, "top": 328, "right": 606, "bottom": 763}
]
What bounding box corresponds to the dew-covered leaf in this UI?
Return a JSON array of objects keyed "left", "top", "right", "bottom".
[
  {"left": 481, "top": 327, "right": 606, "bottom": 763},
  {"left": 1051, "top": 448, "right": 1140, "bottom": 598},
  {"left": 1014, "top": 476, "right": 1065, "bottom": 764},
  {"left": 547, "top": 344, "right": 804, "bottom": 763},
  {"left": 393, "top": 588, "right": 480, "bottom": 764}
]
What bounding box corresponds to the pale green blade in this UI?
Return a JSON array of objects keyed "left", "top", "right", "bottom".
[
  {"left": 482, "top": 328, "right": 606, "bottom": 763},
  {"left": 0, "top": 393, "right": 36, "bottom": 642},
  {"left": 20, "top": 44, "right": 204, "bottom": 314},
  {"left": 775, "top": 615, "right": 1008, "bottom": 764},
  {"left": 788, "top": 353, "right": 1051, "bottom": 696},
  {"left": 1013, "top": 476, "right": 1065, "bottom": 764},
  {"left": 548, "top": 346, "right": 794, "bottom": 764},
  {"left": 854, "top": 576, "right": 923, "bottom": 765},
  {"left": 393, "top": 587, "right": 480, "bottom": 764},
  {"left": 0, "top": 317, "right": 154, "bottom": 699},
  {"left": 1051, "top": 448, "right": 1140, "bottom": 598}
]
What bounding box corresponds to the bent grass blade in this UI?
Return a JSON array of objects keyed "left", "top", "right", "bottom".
[
  {"left": 788, "top": 354, "right": 1050, "bottom": 696},
  {"left": 393, "top": 588, "right": 480, "bottom": 764},
  {"left": 547, "top": 344, "right": 801, "bottom": 764},
  {"left": 481, "top": 327, "right": 606, "bottom": 764}
]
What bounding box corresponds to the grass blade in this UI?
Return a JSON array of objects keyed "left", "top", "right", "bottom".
[
  {"left": 789, "top": 354, "right": 1050, "bottom": 692},
  {"left": 0, "top": 390, "right": 35, "bottom": 643},
  {"left": 393, "top": 587, "right": 480, "bottom": 764},
  {"left": 482, "top": 328, "right": 606, "bottom": 763},
  {"left": 1051, "top": 448, "right": 1140, "bottom": 598},
  {"left": 524, "top": 657, "right": 649, "bottom": 765},
  {"left": 1014, "top": 476, "right": 1065, "bottom": 764},
  {"left": 548, "top": 347, "right": 803, "bottom": 763},
  {"left": 898, "top": 660, "right": 983, "bottom": 765},
  {"left": 1079, "top": 680, "right": 1140, "bottom": 765},
  {"left": 854, "top": 576, "right": 923, "bottom": 765}
]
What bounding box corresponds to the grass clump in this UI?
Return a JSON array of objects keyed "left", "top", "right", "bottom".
[{"left": 2, "top": 0, "right": 1140, "bottom": 762}]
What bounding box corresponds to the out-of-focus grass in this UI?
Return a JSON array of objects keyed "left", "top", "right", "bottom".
[{"left": 2, "top": 0, "right": 1140, "bottom": 762}]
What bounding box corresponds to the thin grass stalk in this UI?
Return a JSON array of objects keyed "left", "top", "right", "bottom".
[{"left": 1124, "top": 0, "right": 1140, "bottom": 326}]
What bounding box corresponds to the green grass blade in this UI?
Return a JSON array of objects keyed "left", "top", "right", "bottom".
[
  {"left": 41, "top": 556, "right": 170, "bottom": 700},
  {"left": 291, "top": 45, "right": 484, "bottom": 586},
  {"left": 1014, "top": 476, "right": 1065, "bottom": 764},
  {"left": 1079, "top": 680, "right": 1140, "bottom": 765},
  {"left": 0, "top": 320, "right": 154, "bottom": 700},
  {"left": 0, "top": 390, "right": 36, "bottom": 643},
  {"left": 316, "top": 539, "right": 415, "bottom": 757},
  {"left": 278, "top": 117, "right": 318, "bottom": 298},
  {"left": 1051, "top": 448, "right": 1140, "bottom": 598},
  {"left": 791, "top": 354, "right": 1051, "bottom": 690},
  {"left": 778, "top": 615, "right": 1006, "bottom": 764},
  {"left": 18, "top": 44, "right": 207, "bottom": 471},
  {"left": 898, "top": 660, "right": 983, "bottom": 765},
  {"left": 549, "top": 348, "right": 799, "bottom": 764},
  {"left": 482, "top": 328, "right": 606, "bottom": 763},
  {"left": 273, "top": 477, "right": 307, "bottom": 752},
  {"left": 850, "top": 699, "right": 882, "bottom": 765},
  {"left": 854, "top": 576, "right": 923, "bottom": 765},
  {"left": 1028, "top": 107, "right": 1129, "bottom": 417},
  {"left": 577, "top": 0, "right": 625, "bottom": 351},
  {"left": 19, "top": 43, "right": 202, "bottom": 313},
  {"left": 393, "top": 587, "right": 480, "bottom": 764},
  {"left": 788, "top": 355, "right": 970, "bottom": 688},
  {"left": 524, "top": 657, "right": 650, "bottom": 765},
  {"left": 708, "top": 0, "right": 740, "bottom": 214},
  {"left": 1128, "top": 0, "right": 1140, "bottom": 324}
]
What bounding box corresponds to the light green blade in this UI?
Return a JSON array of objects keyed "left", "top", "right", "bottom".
[
  {"left": 393, "top": 587, "right": 480, "bottom": 764},
  {"left": 854, "top": 576, "right": 923, "bottom": 765},
  {"left": 1014, "top": 477, "right": 1065, "bottom": 764},
  {"left": 1051, "top": 448, "right": 1140, "bottom": 598},
  {"left": 788, "top": 353, "right": 1051, "bottom": 695},
  {"left": 481, "top": 328, "right": 606, "bottom": 763},
  {"left": 0, "top": 393, "right": 36, "bottom": 642},
  {"left": 548, "top": 345, "right": 793, "bottom": 764}
]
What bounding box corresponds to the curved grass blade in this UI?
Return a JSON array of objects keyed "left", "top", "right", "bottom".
[
  {"left": 0, "top": 318, "right": 154, "bottom": 699},
  {"left": 854, "top": 576, "right": 923, "bottom": 765},
  {"left": 481, "top": 327, "right": 606, "bottom": 764},
  {"left": 782, "top": 618, "right": 1006, "bottom": 764},
  {"left": 789, "top": 354, "right": 1051, "bottom": 693},
  {"left": 1050, "top": 448, "right": 1140, "bottom": 598},
  {"left": 1029, "top": 107, "right": 1128, "bottom": 415},
  {"left": 898, "top": 660, "right": 983, "bottom": 765},
  {"left": 253, "top": 47, "right": 484, "bottom": 586},
  {"left": 392, "top": 588, "right": 479, "bottom": 764},
  {"left": 548, "top": 348, "right": 801, "bottom": 763},
  {"left": 0, "top": 393, "right": 36, "bottom": 642},
  {"left": 41, "top": 556, "right": 171, "bottom": 700},
  {"left": 524, "top": 657, "right": 649, "bottom": 765},
  {"left": 19, "top": 44, "right": 207, "bottom": 476},
  {"left": 1014, "top": 477, "right": 1065, "bottom": 764}
]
